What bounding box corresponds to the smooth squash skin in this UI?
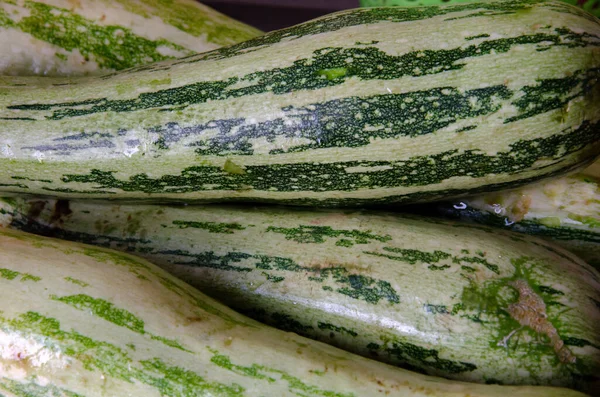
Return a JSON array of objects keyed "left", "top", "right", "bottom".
[
  {"left": 0, "top": 0, "right": 261, "bottom": 76},
  {"left": 0, "top": 227, "right": 592, "bottom": 397},
  {"left": 1, "top": 197, "right": 599, "bottom": 394},
  {"left": 0, "top": 0, "right": 599, "bottom": 206}
]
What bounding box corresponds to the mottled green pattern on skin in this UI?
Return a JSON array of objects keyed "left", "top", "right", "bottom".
[
  {"left": 64, "top": 277, "right": 89, "bottom": 287},
  {"left": 112, "top": 0, "right": 261, "bottom": 46},
  {"left": 172, "top": 219, "right": 246, "bottom": 234},
  {"left": 56, "top": 121, "right": 600, "bottom": 198},
  {"left": 0, "top": 311, "right": 245, "bottom": 396},
  {"left": 161, "top": 249, "right": 400, "bottom": 304},
  {"left": 51, "top": 294, "right": 146, "bottom": 334},
  {"left": 266, "top": 225, "right": 391, "bottom": 245},
  {"left": 1, "top": 1, "right": 192, "bottom": 71},
  {"left": 429, "top": 203, "right": 600, "bottom": 269},
  {"left": 21, "top": 65, "right": 597, "bottom": 157},
  {"left": 364, "top": 247, "right": 500, "bottom": 274},
  {"left": 0, "top": 183, "right": 28, "bottom": 189},
  {"left": 19, "top": 274, "right": 41, "bottom": 282},
  {"left": 372, "top": 247, "right": 452, "bottom": 265},
  {"left": 0, "top": 268, "right": 40, "bottom": 281},
  {"left": 0, "top": 378, "right": 85, "bottom": 397},
  {"left": 456, "top": 257, "right": 594, "bottom": 378},
  {"left": 1, "top": 200, "right": 599, "bottom": 390},
  {"left": 173, "top": 0, "right": 580, "bottom": 65},
  {"left": 383, "top": 340, "right": 478, "bottom": 374},
  {"left": 9, "top": 34, "right": 595, "bottom": 120},
  {"left": 317, "top": 322, "right": 358, "bottom": 337},
  {"left": 139, "top": 358, "right": 246, "bottom": 396},
  {"left": 0, "top": 268, "right": 20, "bottom": 280},
  {"left": 11, "top": 176, "right": 52, "bottom": 183},
  {"left": 208, "top": 350, "right": 355, "bottom": 397},
  {"left": 51, "top": 294, "right": 189, "bottom": 351},
  {"left": 76, "top": 246, "right": 255, "bottom": 327},
  {"left": 25, "top": 85, "right": 515, "bottom": 157}
]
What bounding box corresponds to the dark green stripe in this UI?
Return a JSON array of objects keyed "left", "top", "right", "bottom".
[
  {"left": 51, "top": 294, "right": 146, "bottom": 334},
  {"left": 186, "top": 86, "right": 511, "bottom": 156},
  {"left": 172, "top": 220, "right": 246, "bottom": 234},
  {"left": 6, "top": 158, "right": 584, "bottom": 207},
  {"left": 56, "top": 120, "right": 600, "bottom": 198},
  {"left": 266, "top": 225, "right": 391, "bottom": 245},
  {"left": 432, "top": 203, "right": 600, "bottom": 244},
  {"left": 364, "top": 247, "right": 500, "bottom": 274},
  {"left": 9, "top": 29, "right": 594, "bottom": 119},
  {"left": 174, "top": 0, "right": 562, "bottom": 65},
  {"left": 382, "top": 340, "right": 477, "bottom": 374}
]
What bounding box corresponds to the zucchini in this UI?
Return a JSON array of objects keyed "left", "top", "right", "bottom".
[
  {"left": 1, "top": 0, "right": 600, "bottom": 206},
  {"left": 1, "top": 197, "right": 599, "bottom": 393},
  {"left": 422, "top": 171, "right": 600, "bottom": 269},
  {"left": 359, "top": 0, "right": 600, "bottom": 17},
  {"left": 0, "top": 0, "right": 261, "bottom": 76},
  {"left": 0, "top": 227, "right": 590, "bottom": 397}
]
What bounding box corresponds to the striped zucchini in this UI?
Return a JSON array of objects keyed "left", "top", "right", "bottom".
[
  {"left": 1, "top": 0, "right": 600, "bottom": 206},
  {"left": 1, "top": 198, "right": 599, "bottom": 393},
  {"left": 423, "top": 171, "right": 600, "bottom": 269},
  {"left": 360, "top": 0, "right": 600, "bottom": 17},
  {"left": 0, "top": 228, "right": 591, "bottom": 397},
  {"left": 0, "top": 0, "right": 261, "bottom": 77}
]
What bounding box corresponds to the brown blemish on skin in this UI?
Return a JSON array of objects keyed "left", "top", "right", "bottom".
[
  {"left": 510, "top": 195, "right": 532, "bottom": 222},
  {"left": 501, "top": 279, "right": 576, "bottom": 364},
  {"left": 50, "top": 200, "right": 72, "bottom": 225},
  {"left": 26, "top": 200, "right": 46, "bottom": 221}
]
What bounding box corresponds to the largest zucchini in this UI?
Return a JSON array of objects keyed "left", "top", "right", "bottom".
[
  {"left": 1, "top": 0, "right": 599, "bottom": 206},
  {"left": 2, "top": 197, "right": 599, "bottom": 394},
  {"left": 0, "top": 227, "right": 590, "bottom": 397}
]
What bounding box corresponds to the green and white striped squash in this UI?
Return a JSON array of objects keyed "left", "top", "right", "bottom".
[
  {"left": 1, "top": 198, "right": 599, "bottom": 393},
  {"left": 0, "top": 0, "right": 261, "bottom": 76},
  {"left": 0, "top": 0, "right": 600, "bottom": 206},
  {"left": 424, "top": 170, "right": 600, "bottom": 269},
  {"left": 0, "top": 227, "right": 592, "bottom": 397}
]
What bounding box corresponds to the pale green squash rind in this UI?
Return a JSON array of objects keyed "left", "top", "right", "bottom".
[
  {"left": 1, "top": 197, "right": 598, "bottom": 394},
  {"left": 0, "top": 226, "right": 590, "bottom": 396},
  {"left": 0, "top": 0, "right": 599, "bottom": 205}
]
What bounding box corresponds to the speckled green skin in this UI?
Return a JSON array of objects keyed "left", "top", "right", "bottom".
[
  {"left": 0, "top": 0, "right": 261, "bottom": 76},
  {"left": 1, "top": 197, "right": 599, "bottom": 394},
  {"left": 360, "top": 0, "right": 600, "bottom": 18},
  {"left": 0, "top": 227, "right": 592, "bottom": 397},
  {"left": 0, "top": 0, "right": 599, "bottom": 206}
]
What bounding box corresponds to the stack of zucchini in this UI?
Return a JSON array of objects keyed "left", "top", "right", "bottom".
[{"left": 0, "top": 0, "right": 599, "bottom": 396}]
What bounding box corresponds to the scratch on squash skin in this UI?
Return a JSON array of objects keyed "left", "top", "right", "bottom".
[{"left": 503, "top": 279, "right": 576, "bottom": 364}]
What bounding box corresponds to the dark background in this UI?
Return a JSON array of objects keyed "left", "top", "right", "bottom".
[{"left": 202, "top": 0, "right": 360, "bottom": 31}]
